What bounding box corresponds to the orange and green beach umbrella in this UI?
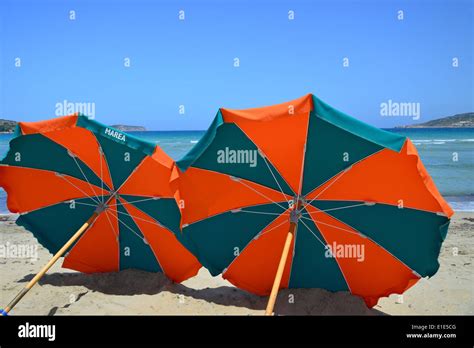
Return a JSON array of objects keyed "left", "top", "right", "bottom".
[
  {"left": 0, "top": 114, "right": 200, "bottom": 314},
  {"left": 176, "top": 94, "right": 453, "bottom": 314}
]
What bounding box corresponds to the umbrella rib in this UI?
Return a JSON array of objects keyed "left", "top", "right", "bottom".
[
  {"left": 57, "top": 174, "right": 101, "bottom": 204},
  {"left": 111, "top": 198, "right": 171, "bottom": 238},
  {"left": 301, "top": 202, "right": 368, "bottom": 215},
  {"left": 103, "top": 210, "right": 121, "bottom": 272},
  {"left": 107, "top": 206, "right": 163, "bottom": 227},
  {"left": 63, "top": 199, "right": 166, "bottom": 224},
  {"left": 70, "top": 153, "right": 102, "bottom": 203},
  {"left": 300, "top": 216, "right": 361, "bottom": 236},
  {"left": 304, "top": 210, "right": 423, "bottom": 278},
  {"left": 104, "top": 209, "right": 119, "bottom": 239},
  {"left": 182, "top": 201, "right": 290, "bottom": 227},
  {"left": 90, "top": 133, "right": 116, "bottom": 196},
  {"left": 234, "top": 179, "right": 288, "bottom": 211},
  {"left": 296, "top": 113, "right": 310, "bottom": 196},
  {"left": 309, "top": 198, "right": 448, "bottom": 216},
  {"left": 303, "top": 211, "right": 354, "bottom": 294},
  {"left": 256, "top": 219, "right": 289, "bottom": 238},
  {"left": 298, "top": 217, "right": 327, "bottom": 248},
  {"left": 301, "top": 167, "right": 351, "bottom": 211},
  {"left": 260, "top": 152, "right": 290, "bottom": 202},
  {"left": 70, "top": 201, "right": 97, "bottom": 208},
  {"left": 232, "top": 123, "right": 295, "bottom": 197},
  {"left": 108, "top": 196, "right": 161, "bottom": 207},
  {"left": 223, "top": 214, "right": 289, "bottom": 275},
  {"left": 302, "top": 147, "right": 385, "bottom": 206},
  {"left": 112, "top": 200, "right": 179, "bottom": 238},
  {"left": 115, "top": 212, "right": 147, "bottom": 242},
  {"left": 18, "top": 196, "right": 98, "bottom": 216},
  {"left": 109, "top": 154, "right": 150, "bottom": 197},
  {"left": 112, "top": 204, "right": 166, "bottom": 274},
  {"left": 99, "top": 147, "right": 105, "bottom": 203},
  {"left": 238, "top": 209, "right": 289, "bottom": 216},
  {"left": 114, "top": 207, "right": 169, "bottom": 275}
]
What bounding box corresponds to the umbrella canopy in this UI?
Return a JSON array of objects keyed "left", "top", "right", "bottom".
[
  {"left": 0, "top": 114, "right": 200, "bottom": 282},
  {"left": 176, "top": 93, "right": 453, "bottom": 307}
]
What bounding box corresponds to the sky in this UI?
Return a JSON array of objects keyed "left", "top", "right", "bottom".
[{"left": 0, "top": 0, "right": 472, "bottom": 130}]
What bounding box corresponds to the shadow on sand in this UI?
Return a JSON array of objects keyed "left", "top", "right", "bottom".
[{"left": 19, "top": 269, "right": 385, "bottom": 316}]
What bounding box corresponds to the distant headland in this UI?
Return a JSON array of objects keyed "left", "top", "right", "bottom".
[
  {"left": 397, "top": 113, "right": 474, "bottom": 128},
  {"left": 110, "top": 125, "right": 147, "bottom": 132},
  {"left": 0, "top": 119, "right": 146, "bottom": 133},
  {"left": 0, "top": 120, "right": 17, "bottom": 133}
]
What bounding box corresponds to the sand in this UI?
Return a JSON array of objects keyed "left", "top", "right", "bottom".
[{"left": 0, "top": 212, "right": 472, "bottom": 315}]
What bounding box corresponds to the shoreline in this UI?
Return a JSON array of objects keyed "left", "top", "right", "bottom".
[
  {"left": 393, "top": 126, "right": 474, "bottom": 129},
  {"left": 0, "top": 214, "right": 18, "bottom": 221}
]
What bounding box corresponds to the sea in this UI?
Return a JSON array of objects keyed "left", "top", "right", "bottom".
[{"left": 0, "top": 128, "right": 473, "bottom": 213}]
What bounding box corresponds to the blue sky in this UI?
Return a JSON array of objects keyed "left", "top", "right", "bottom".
[{"left": 1, "top": 0, "right": 472, "bottom": 130}]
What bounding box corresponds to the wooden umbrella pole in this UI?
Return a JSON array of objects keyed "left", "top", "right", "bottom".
[
  {"left": 265, "top": 197, "right": 302, "bottom": 316},
  {"left": 264, "top": 220, "right": 297, "bottom": 316},
  {"left": 2, "top": 212, "right": 98, "bottom": 315}
]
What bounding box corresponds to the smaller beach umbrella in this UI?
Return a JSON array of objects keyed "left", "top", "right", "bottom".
[
  {"left": 0, "top": 114, "right": 200, "bottom": 314},
  {"left": 176, "top": 94, "right": 453, "bottom": 315}
]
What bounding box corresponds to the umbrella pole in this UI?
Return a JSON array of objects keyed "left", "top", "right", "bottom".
[
  {"left": 264, "top": 221, "right": 297, "bottom": 316},
  {"left": 1, "top": 212, "right": 98, "bottom": 315}
]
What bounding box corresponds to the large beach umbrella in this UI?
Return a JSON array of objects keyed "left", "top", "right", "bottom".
[
  {"left": 0, "top": 114, "right": 200, "bottom": 314},
  {"left": 176, "top": 94, "right": 453, "bottom": 315}
]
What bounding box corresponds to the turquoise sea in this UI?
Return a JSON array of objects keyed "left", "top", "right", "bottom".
[{"left": 0, "top": 128, "right": 473, "bottom": 213}]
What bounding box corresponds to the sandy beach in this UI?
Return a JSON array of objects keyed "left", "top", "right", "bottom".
[{"left": 0, "top": 212, "right": 472, "bottom": 316}]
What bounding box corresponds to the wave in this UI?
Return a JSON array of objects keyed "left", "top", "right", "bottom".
[
  {"left": 412, "top": 139, "right": 474, "bottom": 146},
  {"left": 190, "top": 140, "right": 199, "bottom": 144},
  {"left": 447, "top": 201, "right": 474, "bottom": 212},
  {"left": 412, "top": 138, "right": 474, "bottom": 143}
]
